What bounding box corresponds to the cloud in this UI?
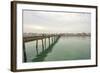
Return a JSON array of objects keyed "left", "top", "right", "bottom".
[{"left": 23, "top": 10, "right": 91, "bottom": 33}]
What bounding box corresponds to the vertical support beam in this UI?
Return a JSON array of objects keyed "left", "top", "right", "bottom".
[
  {"left": 48, "top": 37, "right": 50, "bottom": 47},
  {"left": 45, "top": 38, "right": 46, "bottom": 49},
  {"left": 42, "top": 39, "right": 44, "bottom": 52},
  {"left": 54, "top": 35, "right": 56, "bottom": 41},
  {"left": 54, "top": 36, "right": 55, "bottom": 42},
  {"left": 54, "top": 36, "right": 55, "bottom": 43},
  {"left": 23, "top": 41, "right": 27, "bottom": 62},
  {"left": 52, "top": 37, "right": 53, "bottom": 43},
  {"left": 36, "top": 40, "right": 38, "bottom": 56}
]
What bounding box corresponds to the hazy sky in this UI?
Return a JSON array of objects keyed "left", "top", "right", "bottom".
[{"left": 23, "top": 10, "right": 91, "bottom": 33}]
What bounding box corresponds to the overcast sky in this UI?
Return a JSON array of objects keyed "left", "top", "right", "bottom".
[{"left": 23, "top": 10, "right": 91, "bottom": 33}]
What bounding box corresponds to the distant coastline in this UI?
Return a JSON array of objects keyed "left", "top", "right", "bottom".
[{"left": 23, "top": 33, "right": 91, "bottom": 37}]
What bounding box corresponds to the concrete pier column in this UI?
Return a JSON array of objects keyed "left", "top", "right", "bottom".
[
  {"left": 36, "top": 40, "right": 39, "bottom": 56},
  {"left": 44, "top": 38, "right": 46, "bottom": 49},
  {"left": 23, "top": 41, "right": 27, "bottom": 62},
  {"left": 41, "top": 39, "right": 44, "bottom": 52}
]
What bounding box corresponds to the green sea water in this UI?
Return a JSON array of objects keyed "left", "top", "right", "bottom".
[{"left": 23, "top": 36, "right": 91, "bottom": 62}]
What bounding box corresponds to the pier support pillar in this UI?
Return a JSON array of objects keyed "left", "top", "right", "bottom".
[
  {"left": 48, "top": 37, "right": 50, "bottom": 47},
  {"left": 36, "top": 40, "right": 39, "bottom": 56},
  {"left": 44, "top": 38, "right": 46, "bottom": 49},
  {"left": 42, "top": 39, "right": 44, "bottom": 52},
  {"left": 23, "top": 41, "right": 27, "bottom": 62}
]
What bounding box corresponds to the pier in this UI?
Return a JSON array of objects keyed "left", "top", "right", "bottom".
[{"left": 23, "top": 34, "right": 61, "bottom": 62}]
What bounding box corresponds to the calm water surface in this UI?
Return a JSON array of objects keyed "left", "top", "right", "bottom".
[{"left": 24, "top": 36, "right": 91, "bottom": 62}]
